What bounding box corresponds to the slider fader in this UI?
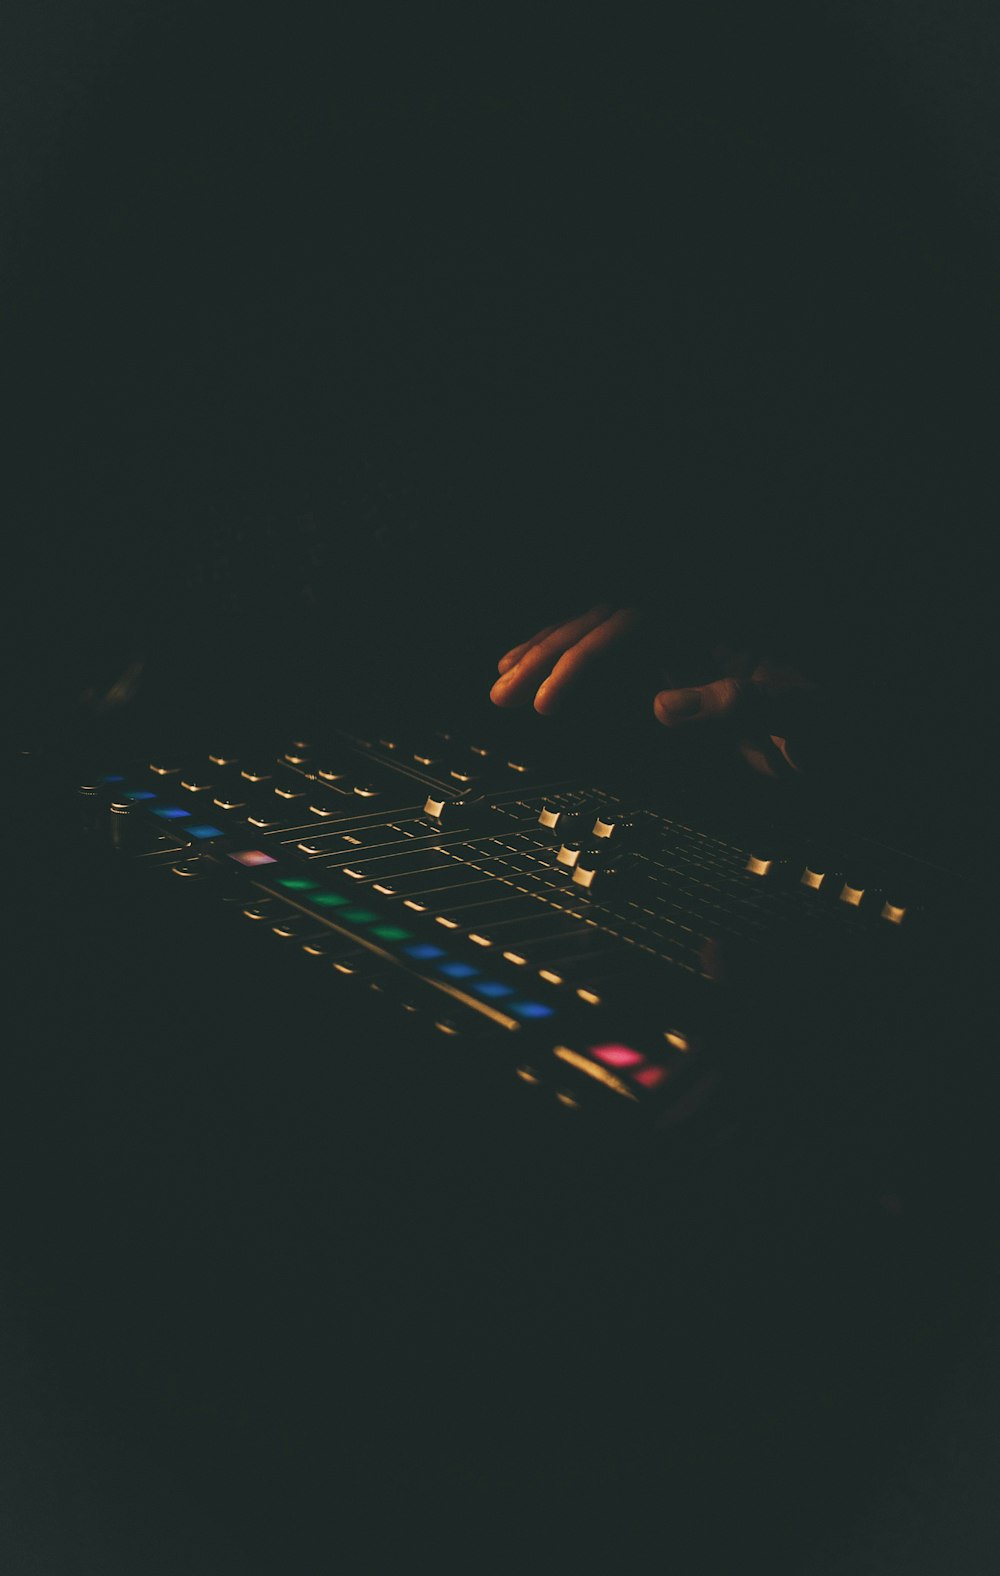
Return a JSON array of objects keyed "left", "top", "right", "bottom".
[{"left": 77, "top": 721, "right": 951, "bottom": 1128}]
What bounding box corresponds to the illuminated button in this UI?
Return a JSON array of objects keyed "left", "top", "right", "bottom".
[
  {"left": 801, "top": 867, "right": 825, "bottom": 890},
  {"left": 181, "top": 779, "right": 214, "bottom": 794},
  {"left": 468, "top": 933, "right": 493, "bottom": 948},
  {"left": 283, "top": 751, "right": 311, "bottom": 766},
  {"left": 438, "top": 961, "right": 479, "bottom": 980},
  {"left": 372, "top": 883, "right": 397, "bottom": 895},
  {"left": 633, "top": 1065, "right": 670, "bottom": 1090},
  {"left": 404, "top": 943, "right": 446, "bottom": 961},
  {"left": 745, "top": 855, "right": 773, "bottom": 877},
  {"left": 101, "top": 774, "right": 124, "bottom": 784},
  {"left": 241, "top": 768, "right": 273, "bottom": 783},
  {"left": 403, "top": 900, "right": 428, "bottom": 912},
  {"left": 212, "top": 797, "right": 247, "bottom": 811},
  {"left": 278, "top": 877, "right": 319, "bottom": 891},
  {"left": 576, "top": 988, "right": 601, "bottom": 1006},
  {"left": 503, "top": 951, "right": 528, "bottom": 966},
  {"left": 435, "top": 917, "right": 460, "bottom": 930},
  {"left": 507, "top": 760, "right": 531, "bottom": 774},
  {"left": 123, "top": 790, "right": 157, "bottom": 802},
  {"left": 881, "top": 902, "right": 907, "bottom": 925},
  {"left": 839, "top": 883, "right": 864, "bottom": 907},
  {"left": 152, "top": 806, "right": 191, "bottom": 820},
  {"left": 370, "top": 925, "right": 413, "bottom": 942},
  {"left": 449, "top": 768, "right": 479, "bottom": 785},
  {"left": 341, "top": 908, "right": 378, "bottom": 924},
  {"left": 248, "top": 814, "right": 283, "bottom": 829},
  {"left": 297, "top": 841, "right": 326, "bottom": 855},
  {"left": 312, "top": 892, "right": 350, "bottom": 908},
  {"left": 538, "top": 969, "right": 564, "bottom": 986},
  {"left": 516, "top": 1066, "right": 542, "bottom": 1086},
  {"left": 591, "top": 1043, "right": 645, "bottom": 1069},
  {"left": 187, "top": 825, "right": 224, "bottom": 839},
  {"left": 353, "top": 784, "right": 380, "bottom": 798},
  {"left": 228, "top": 849, "right": 277, "bottom": 867},
  {"left": 318, "top": 765, "right": 348, "bottom": 781},
  {"left": 309, "top": 803, "right": 339, "bottom": 818},
  {"left": 274, "top": 786, "right": 306, "bottom": 801},
  {"left": 664, "top": 1030, "right": 690, "bottom": 1053},
  {"left": 149, "top": 762, "right": 180, "bottom": 776},
  {"left": 473, "top": 980, "right": 516, "bottom": 999},
  {"left": 412, "top": 753, "right": 439, "bottom": 768},
  {"left": 208, "top": 753, "right": 238, "bottom": 767},
  {"left": 511, "top": 1001, "right": 555, "bottom": 1020}
]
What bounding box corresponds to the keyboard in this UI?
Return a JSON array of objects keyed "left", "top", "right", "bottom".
[{"left": 73, "top": 715, "right": 952, "bottom": 1131}]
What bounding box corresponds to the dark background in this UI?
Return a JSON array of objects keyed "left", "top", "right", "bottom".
[{"left": 1, "top": 4, "right": 997, "bottom": 1570}]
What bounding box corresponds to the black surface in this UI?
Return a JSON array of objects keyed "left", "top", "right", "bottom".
[{"left": 2, "top": 5, "right": 997, "bottom": 1570}]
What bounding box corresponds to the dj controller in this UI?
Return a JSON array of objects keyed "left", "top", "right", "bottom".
[{"left": 72, "top": 713, "right": 953, "bottom": 1142}]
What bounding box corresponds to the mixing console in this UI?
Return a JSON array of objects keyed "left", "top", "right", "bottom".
[{"left": 75, "top": 718, "right": 950, "bottom": 1129}]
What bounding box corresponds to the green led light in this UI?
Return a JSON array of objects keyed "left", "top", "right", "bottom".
[
  {"left": 312, "top": 891, "right": 350, "bottom": 907},
  {"left": 371, "top": 925, "right": 413, "bottom": 942},
  {"left": 278, "top": 877, "right": 320, "bottom": 891},
  {"left": 341, "top": 908, "right": 378, "bottom": 924}
]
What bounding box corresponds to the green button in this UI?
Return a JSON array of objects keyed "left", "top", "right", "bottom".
[
  {"left": 312, "top": 891, "right": 350, "bottom": 908},
  {"left": 371, "top": 925, "right": 413, "bottom": 942},
  {"left": 341, "top": 908, "right": 378, "bottom": 924},
  {"left": 278, "top": 877, "right": 320, "bottom": 891}
]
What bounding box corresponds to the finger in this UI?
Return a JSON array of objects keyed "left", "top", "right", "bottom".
[
  {"left": 497, "top": 623, "right": 560, "bottom": 675},
  {"left": 533, "top": 607, "right": 640, "bottom": 714},
  {"left": 653, "top": 675, "right": 747, "bottom": 728},
  {"left": 490, "top": 604, "right": 613, "bottom": 707}
]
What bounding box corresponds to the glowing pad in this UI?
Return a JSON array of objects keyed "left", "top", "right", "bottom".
[
  {"left": 152, "top": 806, "right": 191, "bottom": 820},
  {"left": 228, "top": 849, "right": 277, "bottom": 867},
  {"left": 278, "top": 877, "right": 319, "bottom": 891},
  {"left": 438, "top": 961, "right": 478, "bottom": 980},
  {"left": 591, "top": 1044, "right": 645, "bottom": 1068},
  {"left": 371, "top": 925, "right": 413, "bottom": 942},
  {"left": 511, "top": 1001, "right": 555, "bottom": 1020},
  {"left": 473, "top": 981, "right": 516, "bottom": 999},
  {"left": 633, "top": 1065, "right": 669, "bottom": 1089},
  {"left": 404, "top": 944, "right": 446, "bottom": 960},
  {"left": 186, "top": 824, "right": 224, "bottom": 839}
]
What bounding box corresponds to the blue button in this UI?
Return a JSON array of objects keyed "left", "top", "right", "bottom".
[
  {"left": 511, "top": 1001, "right": 556, "bottom": 1020},
  {"left": 101, "top": 774, "right": 124, "bottom": 783},
  {"left": 474, "top": 981, "right": 516, "bottom": 999},
  {"left": 403, "top": 944, "right": 447, "bottom": 961},
  {"left": 123, "top": 790, "right": 156, "bottom": 801},
  {"left": 152, "top": 806, "right": 191, "bottom": 820},
  {"left": 187, "top": 824, "right": 224, "bottom": 840},
  {"left": 438, "top": 961, "right": 479, "bottom": 980}
]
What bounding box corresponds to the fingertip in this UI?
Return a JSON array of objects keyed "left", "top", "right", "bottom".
[{"left": 654, "top": 688, "right": 703, "bottom": 726}]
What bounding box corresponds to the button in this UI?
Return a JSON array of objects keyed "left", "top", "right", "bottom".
[
  {"left": 240, "top": 767, "right": 273, "bottom": 783},
  {"left": 208, "top": 753, "right": 238, "bottom": 767},
  {"left": 181, "top": 779, "right": 214, "bottom": 794},
  {"left": 187, "top": 824, "right": 225, "bottom": 840},
  {"left": 149, "top": 762, "right": 181, "bottom": 776},
  {"left": 212, "top": 796, "right": 247, "bottom": 811},
  {"left": 228, "top": 849, "right": 277, "bottom": 867},
  {"left": 151, "top": 806, "right": 191, "bottom": 820},
  {"left": 274, "top": 786, "right": 306, "bottom": 801},
  {"left": 317, "top": 765, "right": 349, "bottom": 781}
]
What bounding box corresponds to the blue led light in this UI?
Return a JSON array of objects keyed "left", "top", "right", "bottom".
[
  {"left": 101, "top": 774, "right": 124, "bottom": 783},
  {"left": 473, "top": 981, "right": 516, "bottom": 999},
  {"left": 511, "top": 1001, "right": 556, "bottom": 1020},
  {"left": 403, "top": 944, "right": 447, "bottom": 961},
  {"left": 152, "top": 806, "right": 191, "bottom": 820},
  {"left": 123, "top": 790, "right": 157, "bottom": 801},
  {"left": 438, "top": 961, "right": 479, "bottom": 980},
  {"left": 186, "top": 824, "right": 224, "bottom": 840}
]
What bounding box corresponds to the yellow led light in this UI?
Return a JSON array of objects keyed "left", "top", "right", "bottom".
[
  {"left": 404, "top": 900, "right": 428, "bottom": 912},
  {"left": 503, "top": 951, "right": 527, "bottom": 966},
  {"left": 516, "top": 1066, "right": 541, "bottom": 1086},
  {"left": 576, "top": 988, "right": 601, "bottom": 1006},
  {"left": 553, "top": 1046, "right": 637, "bottom": 1100},
  {"left": 664, "top": 1030, "right": 690, "bottom": 1052},
  {"left": 555, "top": 1091, "right": 581, "bottom": 1109},
  {"left": 436, "top": 916, "right": 459, "bottom": 929},
  {"left": 469, "top": 933, "right": 492, "bottom": 947},
  {"left": 539, "top": 969, "right": 564, "bottom": 986}
]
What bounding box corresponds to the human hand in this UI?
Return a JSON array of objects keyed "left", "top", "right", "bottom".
[{"left": 490, "top": 604, "right": 641, "bottom": 715}]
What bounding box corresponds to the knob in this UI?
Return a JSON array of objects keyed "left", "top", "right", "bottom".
[{"left": 538, "top": 803, "right": 590, "bottom": 836}]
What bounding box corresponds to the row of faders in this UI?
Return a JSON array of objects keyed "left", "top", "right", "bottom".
[{"left": 79, "top": 726, "right": 938, "bottom": 1124}]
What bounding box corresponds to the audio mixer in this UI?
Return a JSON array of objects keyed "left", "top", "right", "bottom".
[{"left": 73, "top": 714, "right": 953, "bottom": 1135}]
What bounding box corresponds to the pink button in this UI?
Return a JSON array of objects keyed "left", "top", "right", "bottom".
[
  {"left": 228, "top": 849, "right": 278, "bottom": 867},
  {"left": 590, "top": 1043, "right": 645, "bottom": 1069},
  {"left": 633, "top": 1064, "right": 669, "bottom": 1089}
]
